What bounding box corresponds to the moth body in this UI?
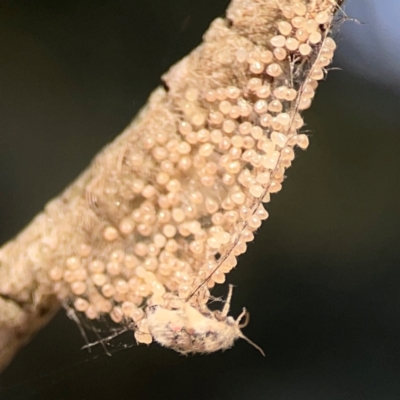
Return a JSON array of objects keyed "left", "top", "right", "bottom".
[{"left": 144, "top": 285, "right": 264, "bottom": 355}]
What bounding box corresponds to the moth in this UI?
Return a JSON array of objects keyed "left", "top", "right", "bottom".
[{"left": 143, "top": 285, "right": 265, "bottom": 355}]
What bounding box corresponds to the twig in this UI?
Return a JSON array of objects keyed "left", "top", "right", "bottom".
[{"left": 0, "top": 0, "right": 344, "bottom": 371}]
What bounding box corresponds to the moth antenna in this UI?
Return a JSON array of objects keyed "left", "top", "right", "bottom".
[
  {"left": 238, "top": 332, "right": 265, "bottom": 357},
  {"left": 187, "top": 235, "right": 243, "bottom": 301},
  {"left": 186, "top": 27, "right": 336, "bottom": 301},
  {"left": 187, "top": 28, "right": 338, "bottom": 300}
]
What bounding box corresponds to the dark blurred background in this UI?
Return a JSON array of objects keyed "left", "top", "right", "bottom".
[{"left": 1, "top": 1, "right": 400, "bottom": 399}]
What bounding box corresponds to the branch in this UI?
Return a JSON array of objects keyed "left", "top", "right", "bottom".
[{"left": 0, "top": 0, "right": 344, "bottom": 371}]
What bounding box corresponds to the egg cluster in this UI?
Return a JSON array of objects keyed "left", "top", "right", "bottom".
[{"left": 48, "top": 0, "right": 338, "bottom": 343}]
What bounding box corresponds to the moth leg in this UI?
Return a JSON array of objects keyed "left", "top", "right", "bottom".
[
  {"left": 237, "top": 308, "right": 250, "bottom": 328},
  {"left": 178, "top": 329, "right": 194, "bottom": 353},
  {"left": 221, "top": 284, "right": 234, "bottom": 317},
  {"left": 82, "top": 327, "right": 130, "bottom": 351},
  {"left": 186, "top": 330, "right": 194, "bottom": 352},
  {"left": 66, "top": 306, "right": 91, "bottom": 353}
]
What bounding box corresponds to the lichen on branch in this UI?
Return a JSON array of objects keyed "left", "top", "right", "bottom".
[{"left": 0, "top": 0, "right": 344, "bottom": 371}]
